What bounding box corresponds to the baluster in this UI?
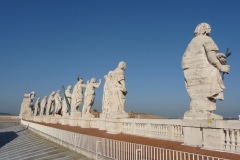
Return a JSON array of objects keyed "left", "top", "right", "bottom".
[
  {"left": 172, "top": 125, "right": 175, "bottom": 139},
  {"left": 225, "top": 129, "right": 230, "bottom": 150},
  {"left": 163, "top": 125, "right": 166, "bottom": 136},
  {"left": 236, "top": 130, "right": 240, "bottom": 153},
  {"left": 221, "top": 129, "right": 225, "bottom": 150},
  {"left": 179, "top": 126, "right": 182, "bottom": 138},
  {"left": 230, "top": 129, "right": 236, "bottom": 151}
]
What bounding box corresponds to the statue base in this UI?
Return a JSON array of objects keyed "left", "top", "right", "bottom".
[
  {"left": 99, "top": 117, "right": 106, "bottom": 130},
  {"left": 69, "top": 111, "right": 81, "bottom": 126},
  {"left": 184, "top": 110, "right": 223, "bottom": 120},
  {"left": 58, "top": 114, "right": 68, "bottom": 125},
  {"left": 106, "top": 118, "right": 122, "bottom": 134},
  {"left": 82, "top": 113, "right": 95, "bottom": 118},
  {"left": 45, "top": 116, "right": 51, "bottom": 123},
  {"left": 80, "top": 118, "right": 91, "bottom": 128},
  {"left": 109, "top": 113, "right": 129, "bottom": 119}
]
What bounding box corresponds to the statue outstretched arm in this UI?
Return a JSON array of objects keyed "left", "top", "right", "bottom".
[
  {"left": 205, "top": 50, "right": 230, "bottom": 73},
  {"left": 94, "top": 79, "right": 101, "bottom": 88},
  {"left": 80, "top": 84, "right": 87, "bottom": 88}
]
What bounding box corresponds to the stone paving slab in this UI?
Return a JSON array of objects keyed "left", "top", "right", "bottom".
[{"left": 0, "top": 125, "right": 90, "bottom": 160}]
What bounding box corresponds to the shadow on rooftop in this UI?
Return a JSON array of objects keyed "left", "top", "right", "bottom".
[{"left": 0, "top": 131, "right": 18, "bottom": 148}]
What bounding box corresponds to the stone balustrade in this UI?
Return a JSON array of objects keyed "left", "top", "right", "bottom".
[
  {"left": 121, "top": 118, "right": 184, "bottom": 142},
  {"left": 23, "top": 114, "right": 240, "bottom": 154}
]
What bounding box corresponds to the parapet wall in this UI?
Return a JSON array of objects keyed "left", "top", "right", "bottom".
[
  {"left": 23, "top": 114, "right": 240, "bottom": 154},
  {"left": 21, "top": 120, "right": 228, "bottom": 160}
]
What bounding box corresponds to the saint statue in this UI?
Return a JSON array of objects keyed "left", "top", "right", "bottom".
[
  {"left": 55, "top": 90, "right": 62, "bottom": 115},
  {"left": 40, "top": 96, "right": 47, "bottom": 116},
  {"left": 62, "top": 85, "right": 72, "bottom": 115},
  {"left": 46, "top": 91, "right": 56, "bottom": 115},
  {"left": 34, "top": 98, "right": 41, "bottom": 116},
  {"left": 182, "top": 22, "right": 230, "bottom": 119},
  {"left": 82, "top": 78, "right": 101, "bottom": 117},
  {"left": 71, "top": 78, "right": 87, "bottom": 112},
  {"left": 101, "top": 61, "right": 128, "bottom": 118}
]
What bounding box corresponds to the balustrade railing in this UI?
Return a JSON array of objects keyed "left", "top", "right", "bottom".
[
  {"left": 21, "top": 120, "right": 228, "bottom": 160},
  {"left": 122, "top": 119, "right": 184, "bottom": 142}
]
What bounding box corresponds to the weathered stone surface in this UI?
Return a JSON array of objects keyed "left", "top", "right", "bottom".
[
  {"left": 101, "top": 61, "right": 128, "bottom": 118},
  {"left": 82, "top": 78, "right": 101, "bottom": 118},
  {"left": 62, "top": 85, "right": 72, "bottom": 116},
  {"left": 203, "top": 128, "right": 223, "bottom": 150},
  {"left": 40, "top": 96, "right": 47, "bottom": 116},
  {"left": 46, "top": 91, "right": 56, "bottom": 115},
  {"left": 54, "top": 90, "right": 62, "bottom": 115},
  {"left": 71, "top": 77, "right": 87, "bottom": 116},
  {"left": 182, "top": 23, "right": 230, "bottom": 120},
  {"left": 33, "top": 98, "right": 41, "bottom": 116},
  {"left": 19, "top": 91, "right": 35, "bottom": 118}
]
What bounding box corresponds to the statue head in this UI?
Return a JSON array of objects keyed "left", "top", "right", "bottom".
[
  {"left": 51, "top": 91, "right": 56, "bottom": 96},
  {"left": 79, "top": 78, "right": 84, "bottom": 83},
  {"left": 118, "top": 61, "right": 127, "bottom": 70},
  {"left": 44, "top": 96, "right": 47, "bottom": 99},
  {"left": 90, "top": 78, "right": 96, "bottom": 83},
  {"left": 194, "top": 23, "right": 211, "bottom": 37},
  {"left": 57, "top": 90, "right": 61, "bottom": 94},
  {"left": 67, "top": 85, "right": 72, "bottom": 91},
  {"left": 30, "top": 91, "right": 35, "bottom": 97}
]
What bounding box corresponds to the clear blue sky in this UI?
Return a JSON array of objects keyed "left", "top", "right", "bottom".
[{"left": 1, "top": 0, "right": 239, "bottom": 118}]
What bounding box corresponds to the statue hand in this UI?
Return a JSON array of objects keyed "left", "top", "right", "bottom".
[
  {"left": 217, "top": 53, "right": 227, "bottom": 65},
  {"left": 220, "top": 65, "right": 230, "bottom": 73}
]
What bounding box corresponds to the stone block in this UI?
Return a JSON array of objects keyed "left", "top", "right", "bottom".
[
  {"left": 203, "top": 128, "right": 223, "bottom": 150},
  {"left": 106, "top": 119, "right": 122, "bottom": 134},
  {"left": 183, "top": 127, "right": 202, "bottom": 147}
]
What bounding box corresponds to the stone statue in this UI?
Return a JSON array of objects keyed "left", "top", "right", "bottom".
[
  {"left": 101, "top": 61, "right": 128, "bottom": 118},
  {"left": 62, "top": 85, "right": 72, "bottom": 115},
  {"left": 55, "top": 90, "right": 62, "bottom": 115},
  {"left": 182, "top": 22, "right": 230, "bottom": 119},
  {"left": 40, "top": 96, "right": 47, "bottom": 116},
  {"left": 71, "top": 78, "right": 87, "bottom": 112},
  {"left": 29, "top": 91, "right": 36, "bottom": 114},
  {"left": 19, "top": 91, "right": 36, "bottom": 118},
  {"left": 102, "top": 71, "right": 113, "bottom": 115},
  {"left": 34, "top": 98, "right": 41, "bottom": 116},
  {"left": 112, "top": 61, "right": 128, "bottom": 114},
  {"left": 46, "top": 91, "right": 56, "bottom": 115},
  {"left": 82, "top": 78, "right": 101, "bottom": 117}
]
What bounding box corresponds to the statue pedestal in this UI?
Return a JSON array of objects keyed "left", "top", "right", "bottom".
[
  {"left": 39, "top": 115, "right": 44, "bottom": 122},
  {"left": 46, "top": 116, "right": 51, "bottom": 123},
  {"left": 32, "top": 116, "right": 37, "bottom": 122},
  {"left": 42, "top": 116, "right": 46, "bottom": 123},
  {"left": 99, "top": 117, "right": 106, "bottom": 130},
  {"left": 61, "top": 114, "right": 69, "bottom": 125},
  {"left": 183, "top": 119, "right": 224, "bottom": 149},
  {"left": 69, "top": 112, "right": 81, "bottom": 126},
  {"left": 184, "top": 110, "right": 223, "bottom": 120},
  {"left": 100, "top": 113, "right": 108, "bottom": 118},
  {"left": 80, "top": 118, "right": 91, "bottom": 128},
  {"left": 82, "top": 113, "right": 95, "bottom": 118},
  {"left": 109, "top": 113, "right": 129, "bottom": 119},
  {"left": 50, "top": 115, "right": 59, "bottom": 124},
  {"left": 106, "top": 118, "right": 123, "bottom": 134}
]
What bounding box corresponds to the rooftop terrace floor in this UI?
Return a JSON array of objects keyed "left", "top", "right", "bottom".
[{"left": 0, "top": 125, "right": 89, "bottom": 160}]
